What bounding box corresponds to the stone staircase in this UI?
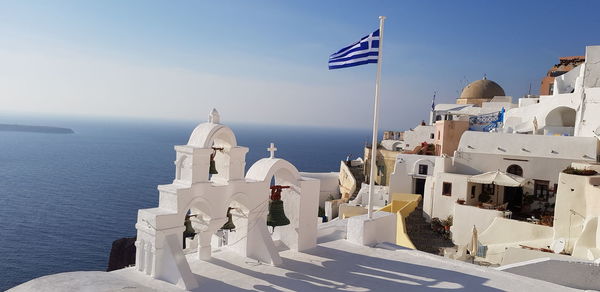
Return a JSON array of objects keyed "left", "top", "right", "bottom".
[{"left": 405, "top": 202, "right": 454, "bottom": 255}]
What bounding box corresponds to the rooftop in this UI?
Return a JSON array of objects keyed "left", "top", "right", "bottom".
[
  {"left": 459, "top": 78, "right": 506, "bottom": 100},
  {"left": 10, "top": 221, "right": 582, "bottom": 292},
  {"left": 458, "top": 132, "right": 598, "bottom": 160}
]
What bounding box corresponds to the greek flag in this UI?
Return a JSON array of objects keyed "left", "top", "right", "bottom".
[{"left": 328, "top": 29, "right": 380, "bottom": 70}]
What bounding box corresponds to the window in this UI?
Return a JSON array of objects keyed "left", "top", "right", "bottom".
[
  {"left": 418, "top": 164, "right": 428, "bottom": 175},
  {"left": 506, "top": 164, "right": 523, "bottom": 177},
  {"left": 534, "top": 180, "right": 550, "bottom": 200},
  {"left": 442, "top": 182, "right": 452, "bottom": 196},
  {"left": 483, "top": 184, "right": 494, "bottom": 195},
  {"left": 430, "top": 133, "right": 435, "bottom": 139},
  {"left": 471, "top": 185, "right": 476, "bottom": 199}
]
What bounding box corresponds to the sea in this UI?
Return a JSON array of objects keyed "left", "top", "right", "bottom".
[{"left": 0, "top": 114, "right": 372, "bottom": 290}]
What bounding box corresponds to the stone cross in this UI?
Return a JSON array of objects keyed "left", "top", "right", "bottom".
[
  {"left": 208, "top": 108, "right": 220, "bottom": 124},
  {"left": 267, "top": 143, "right": 277, "bottom": 158}
]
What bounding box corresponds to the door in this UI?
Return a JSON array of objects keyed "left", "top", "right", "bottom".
[
  {"left": 504, "top": 186, "right": 523, "bottom": 211},
  {"left": 414, "top": 178, "right": 426, "bottom": 196}
]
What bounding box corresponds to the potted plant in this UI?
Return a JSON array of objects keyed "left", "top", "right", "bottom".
[
  {"left": 457, "top": 199, "right": 465, "bottom": 205},
  {"left": 522, "top": 192, "right": 534, "bottom": 213},
  {"left": 442, "top": 215, "right": 453, "bottom": 231},
  {"left": 563, "top": 166, "right": 598, "bottom": 176},
  {"left": 478, "top": 190, "right": 491, "bottom": 205},
  {"left": 431, "top": 217, "right": 443, "bottom": 234}
]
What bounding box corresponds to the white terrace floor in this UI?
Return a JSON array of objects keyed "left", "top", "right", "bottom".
[{"left": 10, "top": 237, "right": 580, "bottom": 292}]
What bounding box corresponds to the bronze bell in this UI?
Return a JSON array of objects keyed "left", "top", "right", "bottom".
[
  {"left": 221, "top": 207, "right": 236, "bottom": 231},
  {"left": 209, "top": 159, "right": 218, "bottom": 174},
  {"left": 209, "top": 147, "right": 223, "bottom": 175},
  {"left": 267, "top": 199, "right": 290, "bottom": 228}
]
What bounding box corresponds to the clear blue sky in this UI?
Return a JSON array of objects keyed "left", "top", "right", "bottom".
[{"left": 1, "top": 0, "right": 599, "bottom": 130}]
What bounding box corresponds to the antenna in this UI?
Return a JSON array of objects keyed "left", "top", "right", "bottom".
[
  {"left": 458, "top": 76, "right": 468, "bottom": 95},
  {"left": 528, "top": 82, "right": 532, "bottom": 95}
]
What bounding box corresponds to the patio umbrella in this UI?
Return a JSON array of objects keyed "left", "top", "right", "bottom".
[
  {"left": 469, "top": 170, "right": 525, "bottom": 205},
  {"left": 468, "top": 170, "right": 525, "bottom": 187}
]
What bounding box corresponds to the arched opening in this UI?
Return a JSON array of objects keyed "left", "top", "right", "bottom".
[
  {"left": 182, "top": 208, "right": 209, "bottom": 251},
  {"left": 245, "top": 158, "right": 311, "bottom": 251},
  {"left": 179, "top": 196, "right": 214, "bottom": 252},
  {"left": 209, "top": 129, "right": 236, "bottom": 182},
  {"left": 545, "top": 106, "right": 576, "bottom": 127},
  {"left": 504, "top": 164, "right": 524, "bottom": 213},
  {"left": 218, "top": 195, "right": 251, "bottom": 254},
  {"left": 506, "top": 164, "right": 523, "bottom": 177},
  {"left": 413, "top": 159, "right": 434, "bottom": 196},
  {"left": 267, "top": 168, "right": 301, "bottom": 250}
]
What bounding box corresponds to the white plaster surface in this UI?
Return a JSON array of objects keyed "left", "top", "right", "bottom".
[
  {"left": 400, "top": 125, "right": 435, "bottom": 149},
  {"left": 300, "top": 171, "right": 340, "bottom": 207},
  {"left": 457, "top": 131, "right": 598, "bottom": 161},
  {"left": 498, "top": 258, "right": 600, "bottom": 291},
  {"left": 451, "top": 203, "right": 504, "bottom": 245},
  {"left": 347, "top": 212, "right": 397, "bottom": 246},
  {"left": 10, "top": 238, "right": 583, "bottom": 292},
  {"left": 500, "top": 247, "right": 586, "bottom": 266},
  {"left": 350, "top": 183, "right": 388, "bottom": 207},
  {"left": 388, "top": 154, "right": 435, "bottom": 195}
]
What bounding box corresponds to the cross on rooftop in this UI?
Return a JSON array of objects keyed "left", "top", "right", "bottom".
[{"left": 267, "top": 143, "right": 277, "bottom": 158}]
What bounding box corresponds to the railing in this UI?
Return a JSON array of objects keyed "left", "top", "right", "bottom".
[{"left": 469, "top": 111, "right": 502, "bottom": 132}]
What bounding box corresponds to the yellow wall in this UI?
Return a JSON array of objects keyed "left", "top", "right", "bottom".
[
  {"left": 364, "top": 146, "right": 400, "bottom": 186},
  {"left": 378, "top": 193, "right": 422, "bottom": 249}
]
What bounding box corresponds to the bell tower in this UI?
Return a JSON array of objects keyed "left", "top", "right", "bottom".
[{"left": 135, "top": 109, "right": 320, "bottom": 290}]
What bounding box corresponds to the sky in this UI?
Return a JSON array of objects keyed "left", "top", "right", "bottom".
[{"left": 1, "top": 0, "right": 599, "bottom": 130}]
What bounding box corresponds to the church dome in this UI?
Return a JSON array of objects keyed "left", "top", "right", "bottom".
[{"left": 459, "top": 78, "right": 505, "bottom": 100}]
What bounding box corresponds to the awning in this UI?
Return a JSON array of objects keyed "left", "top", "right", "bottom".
[{"left": 468, "top": 170, "right": 525, "bottom": 187}]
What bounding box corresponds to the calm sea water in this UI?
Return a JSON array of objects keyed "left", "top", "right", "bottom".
[{"left": 0, "top": 116, "right": 370, "bottom": 290}]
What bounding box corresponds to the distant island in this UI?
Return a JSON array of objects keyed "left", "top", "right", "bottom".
[{"left": 0, "top": 124, "right": 74, "bottom": 134}]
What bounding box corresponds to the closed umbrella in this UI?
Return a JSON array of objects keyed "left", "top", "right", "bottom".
[{"left": 468, "top": 225, "right": 478, "bottom": 256}]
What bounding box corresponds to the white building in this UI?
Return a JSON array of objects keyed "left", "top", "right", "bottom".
[
  {"left": 504, "top": 46, "right": 600, "bottom": 137},
  {"left": 417, "top": 46, "right": 600, "bottom": 252},
  {"left": 450, "top": 162, "right": 600, "bottom": 266},
  {"left": 388, "top": 154, "right": 436, "bottom": 196}
]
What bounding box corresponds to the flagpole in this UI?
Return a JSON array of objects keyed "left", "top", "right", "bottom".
[{"left": 367, "top": 16, "right": 386, "bottom": 220}]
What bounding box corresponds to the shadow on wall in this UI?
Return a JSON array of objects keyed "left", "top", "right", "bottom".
[{"left": 200, "top": 246, "right": 504, "bottom": 292}]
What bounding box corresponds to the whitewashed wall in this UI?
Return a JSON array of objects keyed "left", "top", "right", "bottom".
[{"left": 388, "top": 154, "right": 436, "bottom": 195}]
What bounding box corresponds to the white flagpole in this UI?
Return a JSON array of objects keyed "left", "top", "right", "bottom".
[{"left": 367, "top": 16, "right": 386, "bottom": 219}]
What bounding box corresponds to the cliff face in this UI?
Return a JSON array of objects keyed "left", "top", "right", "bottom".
[
  {"left": 106, "top": 237, "right": 136, "bottom": 272},
  {"left": 0, "top": 124, "right": 74, "bottom": 134}
]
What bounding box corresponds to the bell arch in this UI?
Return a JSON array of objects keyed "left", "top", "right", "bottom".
[
  {"left": 185, "top": 120, "right": 247, "bottom": 182},
  {"left": 187, "top": 123, "right": 237, "bottom": 149},
  {"left": 246, "top": 158, "right": 302, "bottom": 185},
  {"left": 246, "top": 158, "right": 317, "bottom": 251},
  {"left": 220, "top": 192, "right": 254, "bottom": 255},
  {"left": 181, "top": 195, "right": 215, "bottom": 222}
]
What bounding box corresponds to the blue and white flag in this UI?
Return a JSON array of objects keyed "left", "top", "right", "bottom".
[{"left": 328, "top": 29, "right": 380, "bottom": 70}]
